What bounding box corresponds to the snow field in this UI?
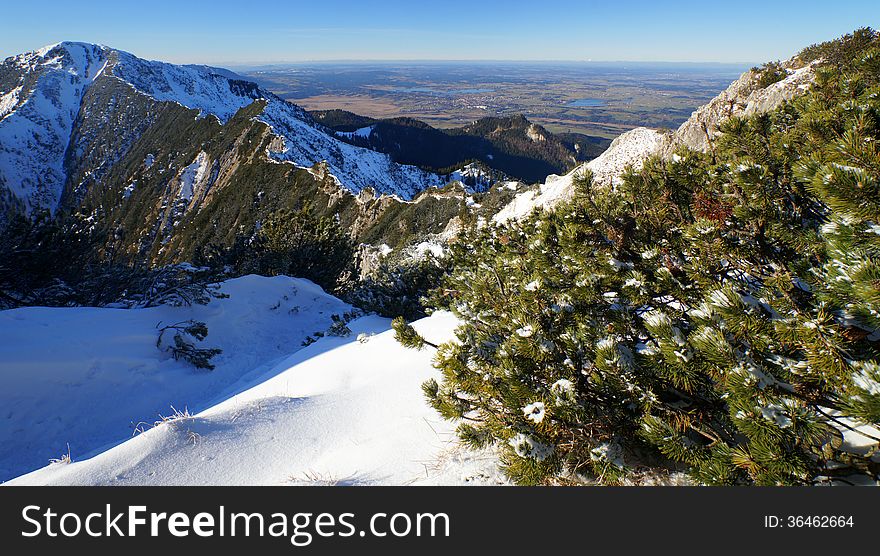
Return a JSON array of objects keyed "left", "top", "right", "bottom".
[{"left": 1, "top": 275, "right": 505, "bottom": 486}]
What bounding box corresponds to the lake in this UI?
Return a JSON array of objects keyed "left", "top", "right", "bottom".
[{"left": 568, "top": 98, "right": 606, "bottom": 107}]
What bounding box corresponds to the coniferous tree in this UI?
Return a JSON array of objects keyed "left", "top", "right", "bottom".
[{"left": 225, "top": 205, "right": 357, "bottom": 294}]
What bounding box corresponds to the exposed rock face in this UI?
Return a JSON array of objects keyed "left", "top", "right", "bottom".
[
  {"left": 492, "top": 57, "right": 818, "bottom": 223},
  {"left": 589, "top": 127, "right": 671, "bottom": 187},
  {"left": 673, "top": 60, "right": 817, "bottom": 153},
  {"left": 526, "top": 124, "right": 547, "bottom": 142}
]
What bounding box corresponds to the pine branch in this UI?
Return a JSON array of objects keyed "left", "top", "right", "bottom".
[{"left": 812, "top": 405, "right": 880, "bottom": 444}]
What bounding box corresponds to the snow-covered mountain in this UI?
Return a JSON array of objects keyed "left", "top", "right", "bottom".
[{"left": 0, "top": 42, "right": 441, "bottom": 218}]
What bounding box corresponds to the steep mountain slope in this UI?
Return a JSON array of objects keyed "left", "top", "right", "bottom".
[
  {"left": 312, "top": 109, "right": 608, "bottom": 183},
  {"left": 0, "top": 43, "right": 109, "bottom": 216},
  {"left": 0, "top": 42, "right": 441, "bottom": 223},
  {"left": 492, "top": 56, "right": 818, "bottom": 223},
  {"left": 64, "top": 96, "right": 461, "bottom": 263},
  {"left": 0, "top": 43, "right": 488, "bottom": 267}
]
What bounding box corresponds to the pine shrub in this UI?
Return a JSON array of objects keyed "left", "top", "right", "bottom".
[
  {"left": 223, "top": 205, "right": 357, "bottom": 294},
  {"left": 401, "top": 29, "right": 880, "bottom": 485}
]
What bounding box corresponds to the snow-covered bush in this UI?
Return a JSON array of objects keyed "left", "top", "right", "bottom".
[
  {"left": 115, "top": 264, "right": 227, "bottom": 308},
  {"left": 0, "top": 213, "right": 227, "bottom": 309},
  {"left": 156, "top": 320, "right": 222, "bottom": 370}
]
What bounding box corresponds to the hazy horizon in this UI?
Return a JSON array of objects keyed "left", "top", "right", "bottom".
[
  {"left": 0, "top": 0, "right": 877, "bottom": 66},
  {"left": 0, "top": 44, "right": 762, "bottom": 68},
  {"left": 229, "top": 60, "right": 754, "bottom": 70}
]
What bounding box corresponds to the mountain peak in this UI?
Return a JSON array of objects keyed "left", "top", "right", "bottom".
[
  {"left": 0, "top": 43, "right": 441, "bottom": 218},
  {"left": 4, "top": 42, "right": 103, "bottom": 83}
]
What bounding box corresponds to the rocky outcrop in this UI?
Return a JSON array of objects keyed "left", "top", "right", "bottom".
[
  {"left": 589, "top": 127, "right": 671, "bottom": 187},
  {"left": 672, "top": 60, "right": 817, "bottom": 153},
  {"left": 492, "top": 56, "right": 818, "bottom": 223},
  {"left": 493, "top": 127, "right": 669, "bottom": 223}
]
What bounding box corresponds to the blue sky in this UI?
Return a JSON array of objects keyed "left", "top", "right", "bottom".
[{"left": 0, "top": 0, "right": 877, "bottom": 64}]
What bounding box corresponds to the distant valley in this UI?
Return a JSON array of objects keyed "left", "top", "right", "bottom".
[{"left": 240, "top": 61, "right": 747, "bottom": 139}]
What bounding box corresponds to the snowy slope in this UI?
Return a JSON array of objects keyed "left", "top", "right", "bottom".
[
  {"left": 258, "top": 99, "right": 441, "bottom": 198},
  {"left": 5, "top": 310, "right": 504, "bottom": 486},
  {"left": 110, "top": 51, "right": 263, "bottom": 122},
  {"left": 0, "top": 275, "right": 355, "bottom": 482},
  {"left": 0, "top": 275, "right": 504, "bottom": 485},
  {"left": 0, "top": 43, "right": 108, "bottom": 213},
  {"left": 0, "top": 42, "right": 440, "bottom": 216}
]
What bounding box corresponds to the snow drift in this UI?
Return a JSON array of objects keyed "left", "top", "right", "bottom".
[{"left": 0, "top": 275, "right": 503, "bottom": 486}]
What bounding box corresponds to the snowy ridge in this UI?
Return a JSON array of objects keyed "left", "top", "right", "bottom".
[
  {"left": 0, "top": 42, "right": 441, "bottom": 216},
  {"left": 259, "top": 100, "right": 442, "bottom": 199},
  {"left": 335, "top": 125, "right": 374, "bottom": 140},
  {"left": 493, "top": 127, "right": 666, "bottom": 223},
  {"left": 492, "top": 169, "right": 578, "bottom": 224},
  {"left": 113, "top": 46, "right": 442, "bottom": 198},
  {"left": 110, "top": 50, "right": 263, "bottom": 122},
  {"left": 586, "top": 127, "right": 668, "bottom": 187}
]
